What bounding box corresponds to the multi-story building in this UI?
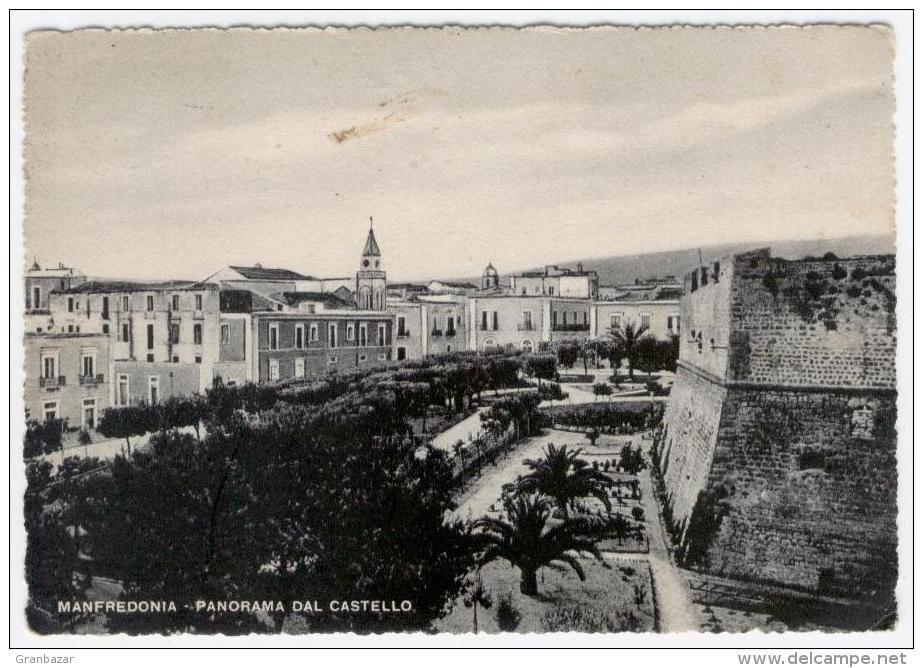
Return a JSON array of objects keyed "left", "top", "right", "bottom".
[
  {"left": 591, "top": 299, "right": 680, "bottom": 341},
  {"left": 509, "top": 263, "right": 599, "bottom": 299},
  {"left": 24, "top": 332, "right": 109, "bottom": 431},
  {"left": 25, "top": 261, "right": 86, "bottom": 333},
  {"left": 467, "top": 295, "right": 548, "bottom": 352},
  {"left": 48, "top": 281, "right": 223, "bottom": 402}
]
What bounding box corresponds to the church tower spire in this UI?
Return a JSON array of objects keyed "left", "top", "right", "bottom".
[{"left": 356, "top": 217, "right": 386, "bottom": 310}]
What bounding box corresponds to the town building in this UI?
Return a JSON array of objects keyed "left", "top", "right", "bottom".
[
  {"left": 25, "top": 261, "right": 86, "bottom": 333},
  {"left": 509, "top": 263, "right": 599, "bottom": 299},
  {"left": 24, "top": 331, "right": 110, "bottom": 431},
  {"left": 48, "top": 281, "right": 223, "bottom": 402},
  {"left": 467, "top": 295, "right": 548, "bottom": 352}
]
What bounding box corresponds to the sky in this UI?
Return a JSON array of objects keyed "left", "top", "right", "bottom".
[{"left": 22, "top": 26, "right": 895, "bottom": 282}]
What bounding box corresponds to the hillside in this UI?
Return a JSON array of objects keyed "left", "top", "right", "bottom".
[{"left": 475, "top": 234, "right": 895, "bottom": 287}]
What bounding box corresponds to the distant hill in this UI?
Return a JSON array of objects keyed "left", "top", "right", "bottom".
[{"left": 472, "top": 234, "right": 895, "bottom": 287}]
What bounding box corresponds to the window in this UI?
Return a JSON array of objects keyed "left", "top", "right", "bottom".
[
  {"left": 43, "top": 401, "right": 58, "bottom": 422},
  {"left": 171, "top": 294, "right": 180, "bottom": 310},
  {"left": 377, "top": 352, "right": 387, "bottom": 361},
  {"left": 309, "top": 323, "right": 319, "bottom": 342},
  {"left": 268, "top": 323, "right": 279, "bottom": 350},
  {"left": 347, "top": 324, "right": 355, "bottom": 341},
  {"left": 194, "top": 323, "right": 203, "bottom": 345},
  {"left": 31, "top": 286, "right": 41, "bottom": 309},
  {"left": 553, "top": 311, "right": 558, "bottom": 326},
  {"left": 68, "top": 325, "right": 74, "bottom": 333},
  {"left": 172, "top": 355, "right": 179, "bottom": 363},
  {"left": 358, "top": 353, "right": 368, "bottom": 362},
  {"left": 195, "top": 355, "right": 202, "bottom": 364},
  {"left": 146, "top": 353, "right": 154, "bottom": 363},
  {"left": 102, "top": 323, "right": 110, "bottom": 334},
  {"left": 640, "top": 313, "right": 652, "bottom": 329},
  {"left": 81, "top": 350, "right": 96, "bottom": 378},
  {"left": 377, "top": 323, "right": 386, "bottom": 345},
  {"left": 146, "top": 295, "right": 154, "bottom": 311},
  {"left": 122, "top": 295, "right": 129, "bottom": 311},
  {"left": 548, "top": 286, "right": 554, "bottom": 296},
  {"left": 117, "top": 374, "right": 130, "bottom": 406},
  {"left": 269, "top": 359, "right": 280, "bottom": 381},
  {"left": 492, "top": 311, "right": 498, "bottom": 331},
  {"left": 446, "top": 316, "right": 455, "bottom": 334},
  {"left": 359, "top": 323, "right": 368, "bottom": 347},
  {"left": 122, "top": 323, "right": 130, "bottom": 342},
  {"left": 295, "top": 324, "right": 305, "bottom": 350},
  {"left": 148, "top": 376, "right": 160, "bottom": 405},
  {"left": 67, "top": 297, "right": 74, "bottom": 312},
  {"left": 396, "top": 316, "right": 406, "bottom": 336},
  {"left": 668, "top": 315, "right": 680, "bottom": 334},
  {"left": 40, "top": 351, "right": 58, "bottom": 379},
  {"left": 327, "top": 355, "right": 338, "bottom": 365},
  {"left": 397, "top": 347, "right": 407, "bottom": 361},
  {"left": 294, "top": 358, "right": 305, "bottom": 378},
  {"left": 221, "top": 323, "right": 230, "bottom": 344},
  {"left": 610, "top": 313, "right": 622, "bottom": 330},
  {"left": 521, "top": 340, "right": 534, "bottom": 353},
  {"left": 195, "top": 294, "right": 203, "bottom": 310},
  {"left": 168, "top": 322, "right": 180, "bottom": 344},
  {"left": 328, "top": 323, "right": 338, "bottom": 348},
  {"left": 522, "top": 311, "right": 532, "bottom": 330},
  {"left": 481, "top": 311, "right": 488, "bottom": 330},
  {"left": 83, "top": 399, "right": 96, "bottom": 430},
  {"left": 146, "top": 324, "right": 154, "bottom": 350}
]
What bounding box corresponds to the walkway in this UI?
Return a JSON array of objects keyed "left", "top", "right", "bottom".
[{"left": 450, "top": 424, "right": 700, "bottom": 633}]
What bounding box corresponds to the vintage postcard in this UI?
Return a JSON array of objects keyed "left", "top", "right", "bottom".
[{"left": 13, "top": 19, "right": 910, "bottom": 647}]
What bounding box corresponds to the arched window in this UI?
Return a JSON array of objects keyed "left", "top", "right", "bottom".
[
  {"left": 521, "top": 339, "right": 534, "bottom": 353},
  {"left": 483, "top": 338, "right": 495, "bottom": 349}
]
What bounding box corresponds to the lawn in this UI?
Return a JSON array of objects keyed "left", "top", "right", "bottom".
[{"left": 434, "top": 556, "right": 656, "bottom": 633}]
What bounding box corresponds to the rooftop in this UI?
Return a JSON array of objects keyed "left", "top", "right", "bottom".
[
  {"left": 228, "top": 265, "right": 314, "bottom": 281},
  {"left": 275, "top": 291, "right": 354, "bottom": 308},
  {"left": 58, "top": 279, "right": 203, "bottom": 294}
]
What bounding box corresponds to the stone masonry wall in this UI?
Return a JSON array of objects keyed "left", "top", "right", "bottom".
[
  {"left": 660, "top": 249, "right": 898, "bottom": 605},
  {"left": 727, "top": 251, "right": 896, "bottom": 388},
  {"left": 699, "top": 387, "right": 897, "bottom": 601},
  {"left": 657, "top": 367, "right": 727, "bottom": 537}
]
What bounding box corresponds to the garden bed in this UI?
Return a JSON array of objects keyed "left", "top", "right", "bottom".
[{"left": 434, "top": 557, "right": 655, "bottom": 633}]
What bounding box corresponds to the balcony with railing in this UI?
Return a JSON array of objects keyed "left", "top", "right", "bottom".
[
  {"left": 517, "top": 323, "right": 535, "bottom": 331},
  {"left": 79, "top": 373, "right": 105, "bottom": 387},
  {"left": 445, "top": 329, "right": 457, "bottom": 338},
  {"left": 396, "top": 330, "right": 410, "bottom": 339},
  {"left": 552, "top": 322, "right": 590, "bottom": 332},
  {"left": 431, "top": 329, "right": 444, "bottom": 337},
  {"left": 144, "top": 310, "right": 157, "bottom": 320},
  {"left": 39, "top": 375, "right": 66, "bottom": 388}
]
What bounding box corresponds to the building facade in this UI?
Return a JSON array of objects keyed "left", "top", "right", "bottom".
[{"left": 24, "top": 332, "right": 110, "bottom": 430}]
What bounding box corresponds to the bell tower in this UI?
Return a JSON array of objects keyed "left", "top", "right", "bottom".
[{"left": 356, "top": 217, "right": 387, "bottom": 310}]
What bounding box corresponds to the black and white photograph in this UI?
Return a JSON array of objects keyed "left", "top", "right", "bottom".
[{"left": 10, "top": 10, "right": 913, "bottom": 655}]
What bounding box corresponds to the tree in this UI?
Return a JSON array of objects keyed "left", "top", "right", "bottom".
[
  {"left": 462, "top": 572, "right": 492, "bottom": 634},
  {"left": 516, "top": 444, "right": 613, "bottom": 521},
  {"left": 592, "top": 383, "right": 612, "bottom": 402},
  {"left": 608, "top": 321, "right": 653, "bottom": 381},
  {"left": 24, "top": 418, "right": 66, "bottom": 459},
  {"left": 474, "top": 494, "right": 607, "bottom": 596},
  {"left": 556, "top": 342, "right": 579, "bottom": 370},
  {"left": 634, "top": 336, "right": 663, "bottom": 383},
  {"left": 98, "top": 406, "right": 149, "bottom": 456}
]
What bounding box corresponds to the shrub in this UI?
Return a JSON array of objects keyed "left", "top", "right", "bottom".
[
  {"left": 831, "top": 264, "right": 847, "bottom": 280},
  {"left": 540, "top": 605, "right": 642, "bottom": 633},
  {"left": 78, "top": 429, "right": 92, "bottom": 446},
  {"left": 631, "top": 506, "right": 645, "bottom": 522},
  {"left": 851, "top": 266, "right": 867, "bottom": 281},
  {"left": 495, "top": 591, "right": 521, "bottom": 632}
]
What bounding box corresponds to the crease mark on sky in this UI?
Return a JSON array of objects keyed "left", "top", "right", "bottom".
[{"left": 329, "top": 88, "right": 444, "bottom": 144}]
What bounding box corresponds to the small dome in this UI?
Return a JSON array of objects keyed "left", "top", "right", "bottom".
[{"left": 483, "top": 262, "right": 498, "bottom": 277}]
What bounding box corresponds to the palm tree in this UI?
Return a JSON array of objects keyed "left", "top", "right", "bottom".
[
  {"left": 474, "top": 494, "right": 607, "bottom": 596},
  {"left": 516, "top": 444, "right": 613, "bottom": 521},
  {"left": 609, "top": 321, "right": 653, "bottom": 381}
]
